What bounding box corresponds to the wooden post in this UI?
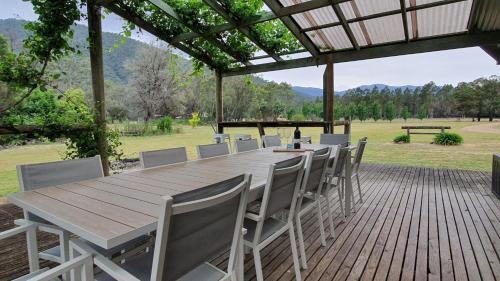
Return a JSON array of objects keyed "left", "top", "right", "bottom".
[
  {"left": 87, "top": 1, "right": 110, "bottom": 176},
  {"left": 215, "top": 70, "right": 223, "bottom": 133},
  {"left": 323, "top": 56, "right": 334, "bottom": 133}
]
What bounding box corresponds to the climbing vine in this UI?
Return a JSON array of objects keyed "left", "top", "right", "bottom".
[{"left": 0, "top": 0, "right": 303, "bottom": 105}]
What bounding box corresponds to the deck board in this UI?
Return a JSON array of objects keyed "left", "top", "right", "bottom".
[{"left": 1, "top": 163, "right": 499, "bottom": 281}]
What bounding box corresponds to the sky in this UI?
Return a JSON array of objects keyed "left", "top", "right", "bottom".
[{"left": 1, "top": 0, "right": 498, "bottom": 91}]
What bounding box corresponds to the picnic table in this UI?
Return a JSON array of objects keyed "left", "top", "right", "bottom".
[
  {"left": 8, "top": 144, "right": 351, "bottom": 250},
  {"left": 402, "top": 125, "right": 451, "bottom": 137}
]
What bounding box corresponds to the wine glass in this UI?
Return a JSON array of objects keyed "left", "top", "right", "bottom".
[{"left": 283, "top": 128, "right": 291, "bottom": 147}]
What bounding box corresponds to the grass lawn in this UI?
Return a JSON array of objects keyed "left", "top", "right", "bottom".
[{"left": 1, "top": 119, "right": 499, "bottom": 198}]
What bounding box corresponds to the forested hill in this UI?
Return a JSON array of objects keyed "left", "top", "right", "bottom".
[{"left": 0, "top": 18, "right": 149, "bottom": 84}]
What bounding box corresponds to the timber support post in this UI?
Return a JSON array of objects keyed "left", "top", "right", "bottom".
[
  {"left": 215, "top": 70, "right": 224, "bottom": 133},
  {"left": 323, "top": 56, "right": 334, "bottom": 133},
  {"left": 88, "top": 0, "right": 110, "bottom": 175}
]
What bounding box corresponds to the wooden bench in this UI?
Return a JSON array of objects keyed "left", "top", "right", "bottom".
[{"left": 402, "top": 126, "right": 451, "bottom": 137}]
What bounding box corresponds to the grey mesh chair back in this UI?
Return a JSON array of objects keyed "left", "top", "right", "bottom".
[
  {"left": 320, "top": 134, "right": 350, "bottom": 146},
  {"left": 330, "top": 147, "right": 350, "bottom": 178},
  {"left": 301, "top": 147, "right": 331, "bottom": 194},
  {"left": 17, "top": 156, "right": 104, "bottom": 222},
  {"left": 235, "top": 139, "right": 259, "bottom": 153},
  {"left": 262, "top": 135, "right": 281, "bottom": 148},
  {"left": 260, "top": 156, "right": 306, "bottom": 219},
  {"left": 139, "top": 147, "right": 188, "bottom": 168},
  {"left": 152, "top": 174, "right": 251, "bottom": 281},
  {"left": 17, "top": 156, "right": 104, "bottom": 191},
  {"left": 197, "top": 143, "right": 230, "bottom": 159},
  {"left": 352, "top": 138, "right": 367, "bottom": 172}
]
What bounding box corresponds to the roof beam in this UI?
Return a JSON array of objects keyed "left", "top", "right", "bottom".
[
  {"left": 400, "top": 0, "right": 410, "bottom": 42},
  {"left": 171, "top": 0, "right": 351, "bottom": 44},
  {"left": 202, "top": 0, "right": 283, "bottom": 61},
  {"left": 100, "top": 2, "right": 218, "bottom": 69},
  {"left": 222, "top": 30, "right": 500, "bottom": 76},
  {"left": 481, "top": 44, "right": 500, "bottom": 64},
  {"left": 301, "top": 0, "right": 467, "bottom": 32},
  {"left": 146, "top": 0, "right": 252, "bottom": 65},
  {"left": 264, "top": 0, "right": 320, "bottom": 57},
  {"left": 332, "top": 3, "right": 359, "bottom": 50}
]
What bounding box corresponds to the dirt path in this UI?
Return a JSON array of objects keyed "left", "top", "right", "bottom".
[{"left": 461, "top": 122, "right": 500, "bottom": 134}]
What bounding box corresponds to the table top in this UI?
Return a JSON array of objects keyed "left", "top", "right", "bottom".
[{"left": 8, "top": 145, "right": 329, "bottom": 249}]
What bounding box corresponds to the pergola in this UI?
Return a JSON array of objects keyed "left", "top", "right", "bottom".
[{"left": 85, "top": 0, "right": 500, "bottom": 173}]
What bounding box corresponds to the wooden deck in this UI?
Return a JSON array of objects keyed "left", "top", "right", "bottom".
[{"left": 1, "top": 163, "right": 499, "bottom": 280}]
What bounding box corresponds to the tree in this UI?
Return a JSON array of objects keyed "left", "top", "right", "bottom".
[
  {"left": 417, "top": 105, "right": 427, "bottom": 120},
  {"left": 356, "top": 102, "right": 369, "bottom": 122},
  {"left": 476, "top": 76, "right": 500, "bottom": 121},
  {"left": 385, "top": 102, "right": 396, "bottom": 122},
  {"left": 371, "top": 102, "right": 381, "bottom": 122},
  {"left": 401, "top": 106, "right": 411, "bottom": 121},
  {"left": 108, "top": 105, "right": 128, "bottom": 123},
  {"left": 345, "top": 103, "right": 357, "bottom": 120},
  {"left": 126, "top": 43, "right": 187, "bottom": 126}
]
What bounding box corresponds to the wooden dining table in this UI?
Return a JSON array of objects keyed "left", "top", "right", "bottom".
[{"left": 8, "top": 144, "right": 351, "bottom": 250}]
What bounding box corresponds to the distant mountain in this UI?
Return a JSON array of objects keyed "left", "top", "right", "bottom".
[
  {"left": 0, "top": 18, "right": 149, "bottom": 84},
  {"left": 292, "top": 84, "right": 420, "bottom": 99}
]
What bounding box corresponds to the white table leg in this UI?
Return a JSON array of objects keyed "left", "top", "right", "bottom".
[{"left": 344, "top": 149, "right": 353, "bottom": 217}]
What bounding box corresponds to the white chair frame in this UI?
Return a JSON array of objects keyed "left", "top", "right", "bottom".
[
  {"left": 243, "top": 156, "right": 306, "bottom": 281},
  {"left": 295, "top": 147, "right": 333, "bottom": 269},
  {"left": 324, "top": 147, "right": 351, "bottom": 221},
  {"left": 0, "top": 220, "right": 93, "bottom": 281},
  {"left": 343, "top": 138, "right": 367, "bottom": 205},
  {"left": 71, "top": 174, "right": 252, "bottom": 281}
]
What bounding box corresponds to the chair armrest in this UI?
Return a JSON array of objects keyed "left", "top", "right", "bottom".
[
  {"left": 0, "top": 222, "right": 35, "bottom": 240},
  {"left": 244, "top": 212, "right": 261, "bottom": 221},
  {"left": 28, "top": 254, "right": 93, "bottom": 281},
  {"left": 70, "top": 239, "right": 141, "bottom": 281}
]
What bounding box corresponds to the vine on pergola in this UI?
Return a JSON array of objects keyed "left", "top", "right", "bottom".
[{"left": 0, "top": 0, "right": 304, "bottom": 110}]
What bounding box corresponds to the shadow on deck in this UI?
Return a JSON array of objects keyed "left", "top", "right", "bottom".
[{"left": 1, "top": 164, "right": 498, "bottom": 280}]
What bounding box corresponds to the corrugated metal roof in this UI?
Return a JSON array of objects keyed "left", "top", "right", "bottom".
[
  {"left": 341, "top": 0, "right": 400, "bottom": 19},
  {"left": 414, "top": 0, "right": 473, "bottom": 38},
  {"left": 307, "top": 26, "right": 352, "bottom": 51},
  {"left": 271, "top": 0, "right": 496, "bottom": 54}
]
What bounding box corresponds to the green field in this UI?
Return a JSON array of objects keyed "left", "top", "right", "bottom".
[{"left": 1, "top": 119, "right": 499, "bottom": 198}]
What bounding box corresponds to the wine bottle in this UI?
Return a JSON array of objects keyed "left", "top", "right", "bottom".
[{"left": 293, "top": 126, "right": 301, "bottom": 149}]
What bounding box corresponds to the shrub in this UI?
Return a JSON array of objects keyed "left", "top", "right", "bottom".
[
  {"left": 156, "top": 116, "right": 173, "bottom": 134},
  {"left": 393, "top": 134, "right": 410, "bottom": 143},
  {"left": 290, "top": 114, "right": 305, "bottom": 121},
  {"left": 188, "top": 112, "right": 201, "bottom": 128},
  {"left": 434, "top": 132, "right": 463, "bottom": 145}
]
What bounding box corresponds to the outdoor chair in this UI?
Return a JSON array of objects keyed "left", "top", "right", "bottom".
[
  {"left": 295, "top": 147, "right": 333, "bottom": 269},
  {"left": 139, "top": 147, "right": 188, "bottom": 168},
  {"left": 243, "top": 155, "right": 306, "bottom": 281},
  {"left": 0, "top": 219, "right": 93, "bottom": 281},
  {"left": 323, "top": 147, "right": 351, "bottom": 221},
  {"left": 320, "top": 133, "right": 350, "bottom": 146},
  {"left": 197, "top": 143, "right": 230, "bottom": 159},
  {"left": 235, "top": 139, "right": 259, "bottom": 153},
  {"left": 262, "top": 135, "right": 281, "bottom": 148},
  {"left": 17, "top": 156, "right": 149, "bottom": 268},
  {"left": 342, "top": 137, "right": 367, "bottom": 204},
  {"left": 16, "top": 156, "right": 104, "bottom": 265},
  {"left": 71, "top": 174, "right": 252, "bottom": 281}
]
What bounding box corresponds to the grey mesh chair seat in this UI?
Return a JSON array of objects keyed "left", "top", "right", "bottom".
[
  {"left": 235, "top": 138, "right": 259, "bottom": 153},
  {"left": 95, "top": 252, "right": 226, "bottom": 281},
  {"left": 243, "top": 217, "right": 287, "bottom": 243},
  {"left": 262, "top": 135, "right": 281, "bottom": 147}
]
